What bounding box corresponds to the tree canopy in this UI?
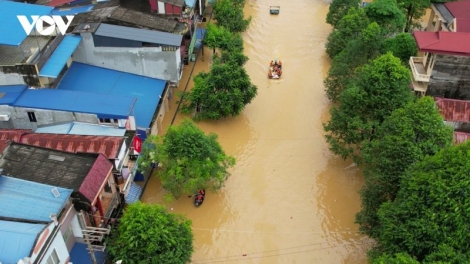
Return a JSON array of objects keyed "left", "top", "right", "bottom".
[
  {"left": 107, "top": 202, "right": 193, "bottom": 264},
  {"left": 375, "top": 142, "right": 470, "bottom": 261},
  {"left": 325, "top": 22, "right": 384, "bottom": 101},
  {"left": 213, "top": 0, "right": 251, "bottom": 33},
  {"left": 323, "top": 53, "right": 413, "bottom": 163},
  {"left": 326, "top": 7, "right": 369, "bottom": 59},
  {"left": 396, "top": 0, "right": 431, "bottom": 32},
  {"left": 364, "top": 0, "right": 406, "bottom": 34},
  {"left": 204, "top": 23, "right": 244, "bottom": 53},
  {"left": 137, "top": 119, "right": 235, "bottom": 198},
  {"left": 181, "top": 54, "right": 257, "bottom": 120},
  {"left": 356, "top": 96, "right": 454, "bottom": 238},
  {"left": 381, "top": 33, "right": 417, "bottom": 63},
  {"left": 326, "top": 0, "right": 361, "bottom": 28}
]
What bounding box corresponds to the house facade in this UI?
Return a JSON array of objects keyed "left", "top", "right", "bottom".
[{"left": 409, "top": 0, "right": 470, "bottom": 98}]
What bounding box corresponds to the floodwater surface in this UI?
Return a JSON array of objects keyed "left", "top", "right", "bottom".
[{"left": 141, "top": 0, "right": 371, "bottom": 262}]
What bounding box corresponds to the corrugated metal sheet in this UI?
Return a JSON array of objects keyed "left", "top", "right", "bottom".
[
  {"left": 109, "top": 7, "right": 177, "bottom": 33},
  {"left": 51, "top": 4, "right": 95, "bottom": 16},
  {"left": 413, "top": 31, "right": 470, "bottom": 56},
  {"left": 39, "top": 35, "right": 82, "bottom": 78},
  {"left": 0, "top": 176, "right": 72, "bottom": 222},
  {"left": 79, "top": 154, "right": 112, "bottom": 203},
  {"left": 35, "top": 122, "right": 126, "bottom": 136},
  {"left": 95, "top": 23, "right": 182, "bottom": 47},
  {"left": 434, "top": 97, "right": 470, "bottom": 122},
  {"left": 0, "top": 130, "right": 123, "bottom": 158},
  {"left": 445, "top": 0, "right": 470, "bottom": 19},
  {"left": 0, "top": 220, "right": 46, "bottom": 264},
  {"left": 0, "top": 85, "right": 27, "bottom": 105},
  {"left": 454, "top": 131, "right": 470, "bottom": 144},
  {"left": 0, "top": 2, "right": 53, "bottom": 46}
]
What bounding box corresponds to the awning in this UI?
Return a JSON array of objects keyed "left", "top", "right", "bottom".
[{"left": 39, "top": 35, "right": 82, "bottom": 78}]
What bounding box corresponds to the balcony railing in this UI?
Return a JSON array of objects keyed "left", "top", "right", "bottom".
[{"left": 409, "top": 57, "right": 430, "bottom": 82}]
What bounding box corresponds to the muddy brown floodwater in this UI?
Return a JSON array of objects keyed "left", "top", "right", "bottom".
[{"left": 141, "top": 0, "right": 371, "bottom": 262}]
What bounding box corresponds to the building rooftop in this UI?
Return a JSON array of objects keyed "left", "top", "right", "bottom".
[
  {"left": 0, "top": 85, "right": 27, "bottom": 105},
  {"left": 35, "top": 122, "right": 127, "bottom": 136},
  {"left": 79, "top": 154, "right": 112, "bottom": 203},
  {"left": 57, "top": 62, "right": 166, "bottom": 130},
  {"left": 0, "top": 176, "right": 73, "bottom": 222},
  {"left": 108, "top": 7, "right": 178, "bottom": 32},
  {"left": 161, "top": 0, "right": 184, "bottom": 7},
  {"left": 0, "top": 2, "right": 53, "bottom": 46},
  {"left": 413, "top": 31, "right": 470, "bottom": 56},
  {"left": 434, "top": 3, "right": 455, "bottom": 25},
  {"left": 13, "top": 88, "right": 136, "bottom": 119},
  {"left": 95, "top": 23, "right": 183, "bottom": 47},
  {"left": 0, "top": 130, "right": 124, "bottom": 158},
  {"left": 0, "top": 143, "right": 98, "bottom": 191},
  {"left": 0, "top": 35, "right": 51, "bottom": 65},
  {"left": 0, "top": 220, "right": 46, "bottom": 264},
  {"left": 39, "top": 35, "right": 82, "bottom": 78},
  {"left": 51, "top": 4, "right": 95, "bottom": 16},
  {"left": 445, "top": 0, "right": 470, "bottom": 20},
  {"left": 435, "top": 97, "right": 470, "bottom": 122}
]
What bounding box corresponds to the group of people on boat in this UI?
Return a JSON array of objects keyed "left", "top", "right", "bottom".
[
  {"left": 195, "top": 189, "right": 205, "bottom": 206},
  {"left": 269, "top": 60, "right": 283, "bottom": 79}
]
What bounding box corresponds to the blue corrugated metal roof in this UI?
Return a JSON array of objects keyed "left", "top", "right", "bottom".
[
  {"left": 35, "top": 122, "right": 127, "bottom": 136},
  {"left": 0, "top": 176, "right": 73, "bottom": 222},
  {"left": 51, "top": 4, "right": 94, "bottom": 16},
  {"left": 13, "top": 88, "right": 136, "bottom": 119},
  {"left": 0, "top": 2, "right": 53, "bottom": 46},
  {"left": 0, "top": 220, "right": 46, "bottom": 264},
  {"left": 57, "top": 62, "right": 166, "bottom": 130},
  {"left": 39, "top": 35, "right": 82, "bottom": 78},
  {"left": 0, "top": 85, "right": 28, "bottom": 105}
]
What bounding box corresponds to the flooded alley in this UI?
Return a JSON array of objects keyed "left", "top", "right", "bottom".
[{"left": 141, "top": 0, "right": 371, "bottom": 262}]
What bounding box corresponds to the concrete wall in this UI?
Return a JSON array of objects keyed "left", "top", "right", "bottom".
[
  {"left": 29, "top": 222, "right": 69, "bottom": 264},
  {"left": 150, "top": 84, "right": 171, "bottom": 135},
  {"left": 426, "top": 54, "right": 470, "bottom": 100},
  {"left": 73, "top": 32, "right": 181, "bottom": 83},
  {"left": 0, "top": 105, "right": 98, "bottom": 130},
  {"left": 0, "top": 71, "right": 26, "bottom": 85}
]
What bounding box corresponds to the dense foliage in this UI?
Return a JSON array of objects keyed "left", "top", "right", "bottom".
[
  {"left": 381, "top": 33, "right": 418, "bottom": 63},
  {"left": 326, "top": 0, "right": 361, "bottom": 27},
  {"left": 374, "top": 142, "right": 470, "bottom": 261},
  {"left": 323, "top": 53, "right": 413, "bottom": 163},
  {"left": 364, "top": 0, "right": 406, "bottom": 34},
  {"left": 213, "top": 0, "right": 251, "bottom": 32},
  {"left": 137, "top": 119, "right": 235, "bottom": 198},
  {"left": 107, "top": 202, "right": 193, "bottom": 264},
  {"left": 356, "top": 97, "right": 454, "bottom": 238},
  {"left": 204, "top": 23, "right": 244, "bottom": 53}
]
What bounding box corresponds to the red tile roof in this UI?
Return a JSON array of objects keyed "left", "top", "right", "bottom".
[
  {"left": 79, "top": 154, "right": 112, "bottom": 203},
  {"left": 413, "top": 31, "right": 470, "bottom": 56},
  {"left": 0, "top": 130, "right": 123, "bottom": 158},
  {"left": 445, "top": 0, "right": 470, "bottom": 19},
  {"left": 434, "top": 97, "right": 470, "bottom": 122},
  {"left": 0, "top": 129, "right": 30, "bottom": 152},
  {"left": 454, "top": 131, "right": 470, "bottom": 144}
]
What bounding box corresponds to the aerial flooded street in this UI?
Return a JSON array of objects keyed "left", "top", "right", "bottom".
[{"left": 141, "top": 0, "right": 370, "bottom": 262}]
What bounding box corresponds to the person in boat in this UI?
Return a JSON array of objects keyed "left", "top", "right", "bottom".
[
  {"left": 196, "top": 194, "right": 203, "bottom": 203},
  {"left": 270, "top": 60, "right": 274, "bottom": 67},
  {"left": 278, "top": 60, "right": 282, "bottom": 69},
  {"left": 198, "top": 189, "right": 205, "bottom": 196}
]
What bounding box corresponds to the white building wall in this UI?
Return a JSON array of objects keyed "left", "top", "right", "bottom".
[
  {"left": 28, "top": 223, "right": 69, "bottom": 264},
  {"left": 73, "top": 32, "right": 181, "bottom": 83},
  {"left": 71, "top": 213, "right": 84, "bottom": 241},
  {"left": 38, "top": 232, "right": 69, "bottom": 264},
  {"left": 0, "top": 72, "right": 25, "bottom": 85}
]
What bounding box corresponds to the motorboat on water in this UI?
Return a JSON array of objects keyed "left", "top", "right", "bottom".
[
  {"left": 268, "top": 60, "right": 282, "bottom": 79},
  {"left": 194, "top": 189, "right": 205, "bottom": 207}
]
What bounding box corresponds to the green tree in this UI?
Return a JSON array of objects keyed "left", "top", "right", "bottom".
[
  {"left": 323, "top": 53, "right": 413, "bottom": 163},
  {"left": 376, "top": 142, "right": 470, "bottom": 261},
  {"left": 424, "top": 244, "right": 470, "bottom": 263},
  {"left": 373, "top": 253, "right": 420, "bottom": 264},
  {"left": 137, "top": 119, "right": 235, "bottom": 198},
  {"left": 204, "top": 23, "right": 244, "bottom": 53},
  {"left": 325, "top": 7, "right": 369, "bottom": 59},
  {"left": 325, "top": 22, "right": 384, "bottom": 102},
  {"left": 107, "top": 202, "right": 193, "bottom": 264},
  {"left": 356, "top": 97, "right": 453, "bottom": 238},
  {"left": 365, "top": 0, "right": 406, "bottom": 34},
  {"left": 396, "top": 0, "right": 431, "bottom": 32},
  {"left": 181, "top": 55, "right": 257, "bottom": 120},
  {"left": 213, "top": 0, "right": 251, "bottom": 33},
  {"left": 382, "top": 33, "right": 417, "bottom": 63},
  {"left": 326, "top": 0, "right": 361, "bottom": 27}
]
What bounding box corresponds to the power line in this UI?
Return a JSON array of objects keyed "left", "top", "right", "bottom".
[{"left": 190, "top": 241, "right": 373, "bottom": 263}]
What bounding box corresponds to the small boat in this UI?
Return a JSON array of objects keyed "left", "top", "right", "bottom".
[
  {"left": 270, "top": 6, "right": 280, "bottom": 15},
  {"left": 268, "top": 60, "right": 282, "bottom": 79},
  {"left": 194, "top": 189, "right": 205, "bottom": 207}
]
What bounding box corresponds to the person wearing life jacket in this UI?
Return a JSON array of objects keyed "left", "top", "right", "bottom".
[
  {"left": 196, "top": 194, "right": 203, "bottom": 203},
  {"left": 278, "top": 60, "right": 282, "bottom": 69},
  {"left": 198, "top": 189, "right": 205, "bottom": 196}
]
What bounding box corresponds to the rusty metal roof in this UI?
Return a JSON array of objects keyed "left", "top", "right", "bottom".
[
  {"left": 413, "top": 31, "right": 470, "bottom": 56},
  {"left": 434, "top": 97, "right": 470, "bottom": 122},
  {"left": 0, "top": 130, "right": 123, "bottom": 158},
  {"left": 454, "top": 131, "right": 470, "bottom": 144}
]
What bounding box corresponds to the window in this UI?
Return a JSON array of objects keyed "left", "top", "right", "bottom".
[
  {"left": 27, "top": 112, "right": 37, "bottom": 122},
  {"left": 46, "top": 249, "right": 60, "bottom": 264},
  {"left": 62, "top": 225, "right": 73, "bottom": 243}
]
